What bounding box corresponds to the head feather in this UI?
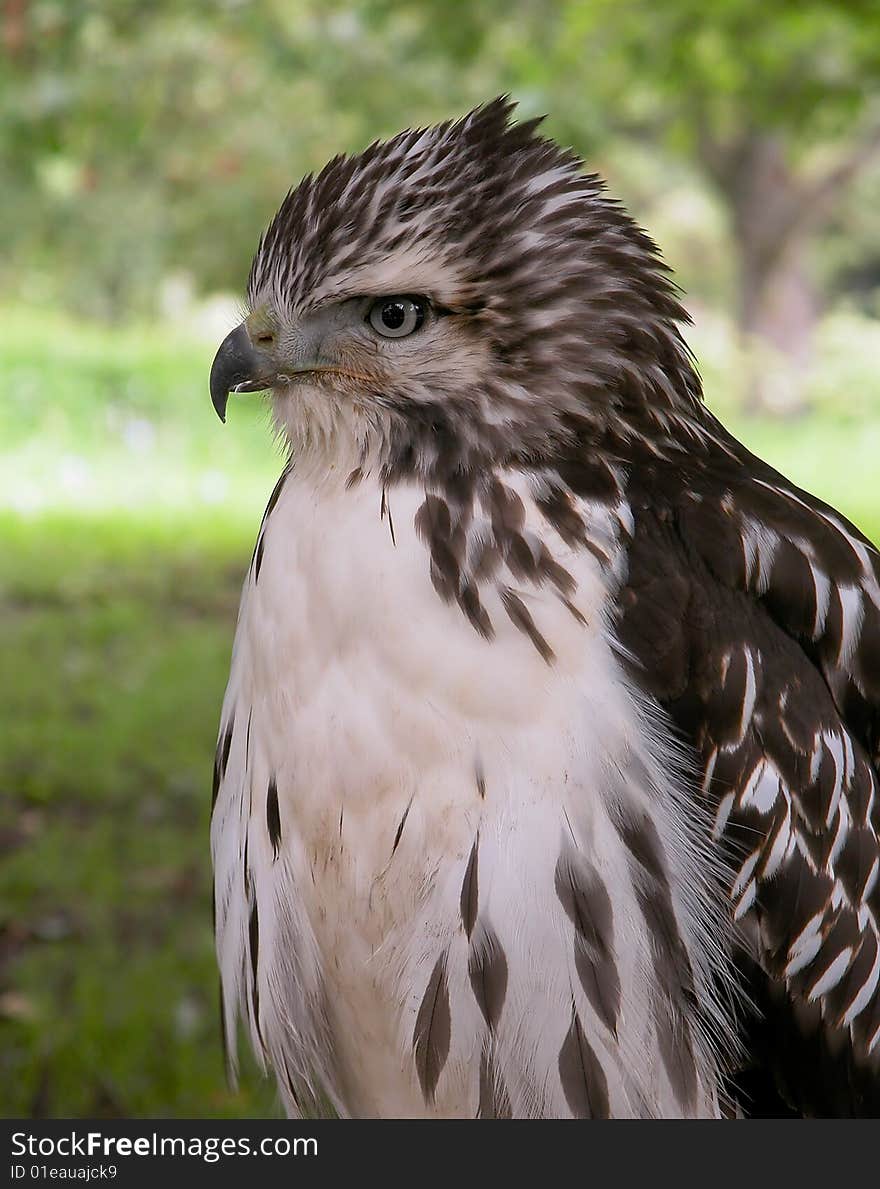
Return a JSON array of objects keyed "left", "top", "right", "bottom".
[{"left": 248, "top": 98, "right": 704, "bottom": 480}]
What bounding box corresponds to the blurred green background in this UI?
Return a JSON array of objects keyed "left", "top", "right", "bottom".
[{"left": 2, "top": 0, "right": 880, "bottom": 1118}]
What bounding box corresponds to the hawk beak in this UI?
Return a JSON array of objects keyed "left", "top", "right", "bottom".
[{"left": 209, "top": 323, "right": 277, "bottom": 423}]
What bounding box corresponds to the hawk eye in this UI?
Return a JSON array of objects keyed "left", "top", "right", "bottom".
[{"left": 367, "top": 297, "right": 426, "bottom": 339}]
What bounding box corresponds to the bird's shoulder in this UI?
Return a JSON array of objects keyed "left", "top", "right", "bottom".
[{"left": 563, "top": 419, "right": 880, "bottom": 1115}]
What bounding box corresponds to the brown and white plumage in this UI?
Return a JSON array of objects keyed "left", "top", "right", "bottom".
[
  {"left": 618, "top": 432, "right": 880, "bottom": 1112},
  {"left": 209, "top": 99, "right": 880, "bottom": 1117}
]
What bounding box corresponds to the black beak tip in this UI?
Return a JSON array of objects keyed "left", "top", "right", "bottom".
[
  {"left": 209, "top": 354, "right": 231, "bottom": 424},
  {"left": 210, "top": 322, "right": 256, "bottom": 425},
  {"left": 210, "top": 385, "right": 228, "bottom": 424}
]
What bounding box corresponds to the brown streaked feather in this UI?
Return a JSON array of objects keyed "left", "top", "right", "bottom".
[
  {"left": 558, "top": 1006, "right": 611, "bottom": 1119},
  {"left": 468, "top": 922, "right": 508, "bottom": 1031},
  {"left": 616, "top": 421, "right": 880, "bottom": 1114},
  {"left": 212, "top": 719, "right": 234, "bottom": 810},
  {"left": 390, "top": 796, "right": 413, "bottom": 859},
  {"left": 478, "top": 1049, "right": 512, "bottom": 1119},
  {"left": 500, "top": 586, "right": 554, "bottom": 663},
  {"left": 248, "top": 898, "right": 263, "bottom": 1048},
  {"left": 413, "top": 952, "right": 452, "bottom": 1102},
  {"left": 460, "top": 837, "right": 479, "bottom": 940},
  {"left": 554, "top": 849, "right": 620, "bottom": 1036},
  {"left": 266, "top": 778, "right": 281, "bottom": 860},
  {"left": 654, "top": 992, "right": 699, "bottom": 1113},
  {"left": 251, "top": 465, "right": 290, "bottom": 581}
]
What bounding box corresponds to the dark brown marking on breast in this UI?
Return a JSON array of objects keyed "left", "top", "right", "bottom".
[
  {"left": 254, "top": 532, "right": 267, "bottom": 582},
  {"left": 266, "top": 778, "right": 281, "bottom": 860},
  {"left": 557, "top": 457, "right": 622, "bottom": 506},
  {"left": 641, "top": 894, "right": 698, "bottom": 1110},
  {"left": 248, "top": 899, "right": 261, "bottom": 1042},
  {"left": 534, "top": 483, "right": 587, "bottom": 548},
  {"left": 415, "top": 493, "right": 451, "bottom": 542},
  {"left": 390, "top": 796, "right": 413, "bottom": 859},
  {"left": 211, "top": 753, "right": 221, "bottom": 810},
  {"left": 558, "top": 1006, "right": 610, "bottom": 1118},
  {"left": 653, "top": 987, "right": 699, "bottom": 1113},
  {"left": 380, "top": 483, "right": 397, "bottom": 546},
  {"left": 468, "top": 923, "right": 509, "bottom": 1031},
  {"left": 212, "top": 719, "right": 235, "bottom": 810},
  {"left": 460, "top": 837, "right": 479, "bottom": 939},
  {"left": 458, "top": 580, "right": 494, "bottom": 639},
  {"left": 472, "top": 536, "right": 502, "bottom": 582},
  {"left": 562, "top": 596, "right": 588, "bottom": 626},
  {"left": 475, "top": 753, "right": 486, "bottom": 799},
  {"left": 415, "top": 494, "right": 461, "bottom": 602},
  {"left": 615, "top": 807, "right": 699, "bottom": 1111},
  {"left": 487, "top": 477, "right": 526, "bottom": 539},
  {"left": 555, "top": 850, "right": 620, "bottom": 1036},
  {"left": 500, "top": 587, "right": 554, "bottom": 663},
  {"left": 538, "top": 544, "right": 576, "bottom": 596},
  {"left": 582, "top": 537, "right": 613, "bottom": 569},
  {"left": 263, "top": 465, "right": 290, "bottom": 522},
  {"left": 616, "top": 809, "right": 668, "bottom": 884},
  {"left": 251, "top": 465, "right": 290, "bottom": 580},
  {"left": 506, "top": 532, "right": 540, "bottom": 583},
  {"left": 478, "top": 1049, "right": 512, "bottom": 1119},
  {"left": 413, "top": 952, "right": 452, "bottom": 1102}
]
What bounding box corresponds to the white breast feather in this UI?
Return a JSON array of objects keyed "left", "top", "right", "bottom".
[{"left": 211, "top": 467, "right": 738, "bottom": 1118}]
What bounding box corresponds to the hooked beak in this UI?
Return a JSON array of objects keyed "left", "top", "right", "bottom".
[{"left": 209, "top": 323, "right": 277, "bottom": 423}]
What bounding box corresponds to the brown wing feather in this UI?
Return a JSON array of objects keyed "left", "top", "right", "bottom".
[{"left": 612, "top": 428, "right": 880, "bottom": 1116}]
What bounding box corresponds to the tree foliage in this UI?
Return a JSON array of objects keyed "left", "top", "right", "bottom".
[{"left": 2, "top": 0, "right": 879, "bottom": 325}]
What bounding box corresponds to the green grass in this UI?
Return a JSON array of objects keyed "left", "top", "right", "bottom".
[
  {"left": 1, "top": 305, "right": 879, "bottom": 1117},
  {"left": 723, "top": 413, "right": 880, "bottom": 544},
  {"left": 0, "top": 510, "right": 281, "bottom": 1117},
  {"left": 0, "top": 308, "right": 282, "bottom": 1117}
]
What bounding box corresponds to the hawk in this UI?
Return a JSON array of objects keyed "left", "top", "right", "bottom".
[{"left": 209, "top": 99, "right": 880, "bottom": 1118}]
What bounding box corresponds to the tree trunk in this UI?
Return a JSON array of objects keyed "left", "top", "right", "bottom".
[
  {"left": 728, "top": 135, "right": 818, "bottom": 416},
  {"left": 1, "top": 0, "right": 27, "bottom": 59}
]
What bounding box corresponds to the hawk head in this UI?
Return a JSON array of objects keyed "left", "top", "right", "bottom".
[{"left": 210, "top": 97, "right": 702, "bottom": 482}]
